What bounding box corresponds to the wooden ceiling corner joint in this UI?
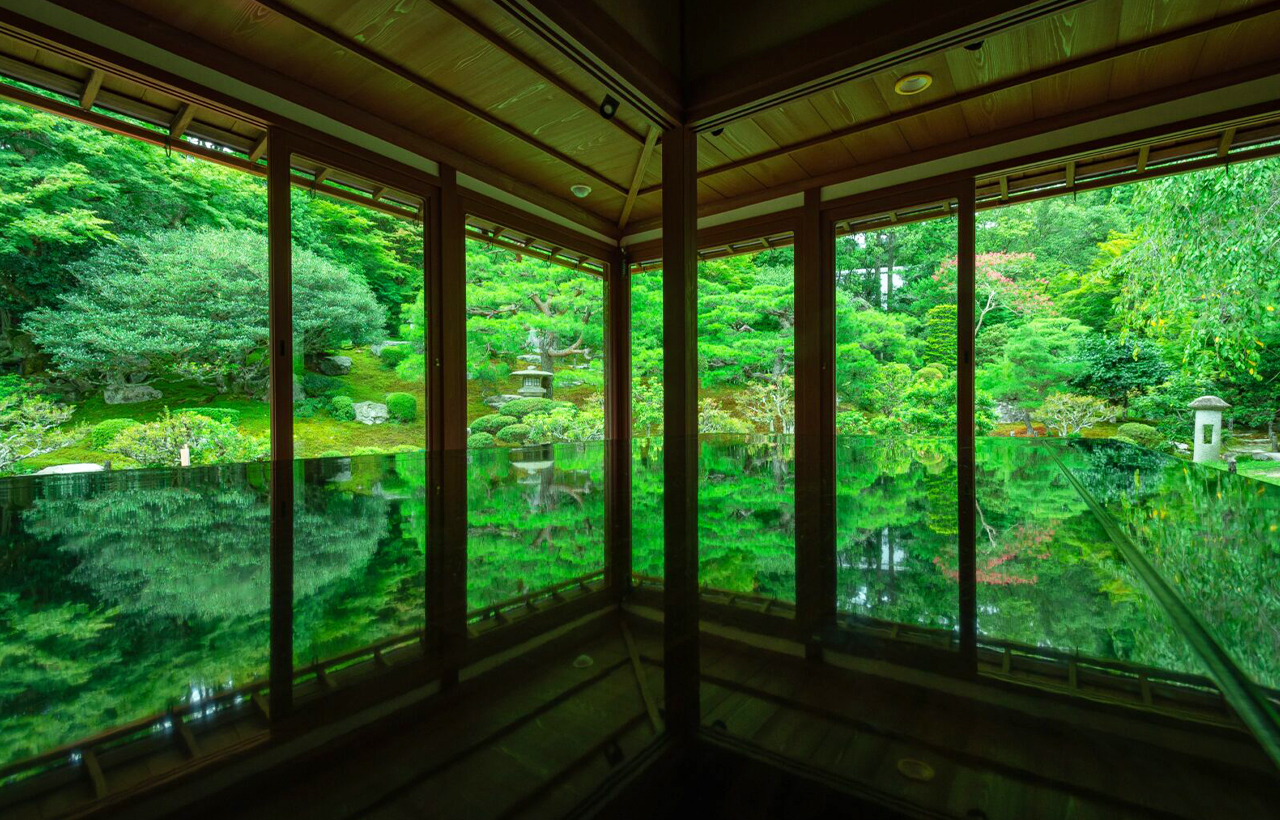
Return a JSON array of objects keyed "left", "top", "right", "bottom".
[
  {"left": 618, "top": 125, "right": 659, "bottom": 229},
  {"left": 168, "top": 102, "right": 195, "bottom": 142},
  {"left": 425, "top": 0, "right": 645, "bottom": 145},
  {"left": 1064, "top": 160, "right": 1076, "bottom": 187},
  {"left": 78, "top": 67, "right": 103, "bottom": 110},
  {"left": 1135, "top": 146, "right": 1149, "bottom": 174},
  {"left": 1218, "top": 127, "right": 1237, "bottom": 157},
  {"left": 998, "top": 176, "right": 1009, "bottom": 201},
  {"left": 313, "top": 167, "right": 331, "bottom": 187},
  {"left": 250, "top": 0, "right": 628, "bottom": 197},
  {"left": 249, "top": 133, "right": 269, "bottom": 163}
]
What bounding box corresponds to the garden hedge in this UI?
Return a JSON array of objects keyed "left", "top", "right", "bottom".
[
  {"left": 1117, "top": 422, "right": 1163, "bottom": 449},
  {"left": 467, "top": 432, "right": 496, "bottom": 448},
  {"left": 470, "top": 414, "right": 516, "bottom": 434},
  {"left": 496, "top": 423, "right": 531, "bottom": 443},
  {"left": 385, "top": 392, "right": 417, "bottom": 423},
  {"left": 329, "top": 395, "right": 355, "bottom": 421},
  {"left": 89, "top": 418, "right": 140, "bottom": 450}
]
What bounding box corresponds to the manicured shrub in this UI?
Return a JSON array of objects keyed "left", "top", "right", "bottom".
[
  {"left": 385, "top": 392, "right": 417, "bottom": 423},
  {"left": 1117, "top": 422, "right": 1163, "bottom": 450},
  {"left": 496, "top": 423, "right": 531, "bottom": 443},
  {"left": 500, "top": 397, "right": 559, "bottom": 419},
  {"left": 835, "top": 411, "right": 868, "bottom": 436},
  {"left": 107, "top": 410, "right": 267, "bottom": 468},
  {"left": 317, "top": 450, "right": 346, "bottom": 458},
  {"left": 914, "top": 365, "right": 945, "bottom": 382},
  {"left": 379, "top": 345, "right": 411, "bottom": 368},
  {"left": 184, "top": 407, "right": 241, "bottom": 425},
  {"left": 329, "top": 395, "right": 355, "bottom": 421},
  {"left": 89, "top": 417, "right": 141, "bottom": 449},
  {"left": 293, "top": 398, "right": 325, "bottom": 419},
  {"left": 389, "top": 444, "right": 421, "bottom": 453},
  {"left": 302, "top": 372, "right": 345, "bottom": 397},
  {"left": 467, "top": 432, "right": 496, "bottom": 449},
  {"left": 470, "top": 414, "right": 517, "bottom": 434}
]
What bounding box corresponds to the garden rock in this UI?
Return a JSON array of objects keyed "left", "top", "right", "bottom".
[
  {"left": 320, "top": 355, "right": 352, "bottom": 376},
  {"left": 1252, "top": 451, "right": 1280, "bottom": 462},
  {"left": 1173, "top": 442, "right": 1190, "bottom": 454},
  {"left": 353, "top": 401, "right": 389, "bottom": 425},
  {"left": 994, "top": 402, "right": 1021, "bottom": 424},
  {"left": 104, "top": 383, "right": 162, "bottom": 404},
  {"left": 483, "top": 394, "right": 522, "bottom": 409},
  {"left": 35, "top": 463, "right": 104, "bottom": 475}
]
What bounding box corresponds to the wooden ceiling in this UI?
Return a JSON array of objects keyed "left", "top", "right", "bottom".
[{"left": 2, "top": 0, "right": 1280, "bottom": 243}]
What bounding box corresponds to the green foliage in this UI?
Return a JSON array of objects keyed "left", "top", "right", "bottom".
[
  {"left": 384, "top": 392, "right": 417, "bottom": 423},
  {"left": 1116, "top": 422, "right": 1163, "bottom": 450},
  {"left": 303, "top": 373, "right": 346, "bottom": 397},
  {"left": 1037, "top": 393, "right": 1118, "bottom": 437},
  {"left": 980, "top": 317, "right": 1090, "bottom": 420},
  {"left": 108, "top": 409, "right": 267, "bottom": 467},
  {"left": 698, "top": 397, "right": 752, "bottom": 434},
  {"left": 0, "top": 392, "right": 78, "bottom": 472},
  {"left": 185, "top": 407, "right": 241, "bottom": 425},
  {"left": 328, "top": 395, "right": 355, "bottom": 421},
  {"left": 25, "top": 229, "right": 384, "bottom": 397},
  {"left": 294, "top": 398, "right": 323, "bottom": 419},
  {"left": 317, "top": 449, "right": 346, "bottom": 458},
  {"left": 470, "top": 414, "right": 517, "bottom": 435},
  {"left": 495, "top": 423, "right": 531, "bottom": 443},
  {"left": 836, "top": 411, "right": 869, "bottom": 435},
  {"left": 378, "top": 344, "right": 411, "bottom": 369},
  {"left": 923, "top": 304, "right": 958, "bottom": 368},
  {"left": 88, "top": 417, "right": 140, "bottom": 449},
  {"left": 466, "top": 432, "right": 496, "bottom": 448},
  {"left": 525, "top": 398, "right": 604, "bottom": 443},
  {"left": 501, "top": 397, "right": 559, "bottom": 419},
  {"left": 1071, "top": 334, "right": 1169, "bottom": 411}
]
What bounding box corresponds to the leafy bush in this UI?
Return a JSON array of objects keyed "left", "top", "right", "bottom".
[
  {"left": 1037, "top": 393, "right": 1117, "bottom": 437},
  {"left": 183, "top": 407, "right": 241, "bottom": 425},
  {"left": 329, "top": 395, "right": 355, "bottom": 421},
  {"left": 500, "top": 397, "right": 570, "bottom": 419},
  {"left": 914, "top": 365, "right": 945, "bottom": 382},
  {"left": 471, "top": 414, "right": 517, "bottom": 435},
  {"left": 385, "top": 392, "right": 417, "bottom": 423},
  {"left": 836, "top": 411, "right": 869, "bottom": 435},
  {"left": 0, "top": 393, "right": 79, "bottom": 472},
  {"left": 525, "top": 396, "right": 605, "bottom": 443},
  {"left": 107, "top": 409, "right": 267, "bottom": 467},
  {"left": 1117, "top": 422, "right": 1163, "bottom": 450},
  {"left": 379, "top": 344, "right": 411, "bottom": 369},
  {"left": 302, "top": 373, "right": 345, "bottom": 398},
  {"left": 467, "top": 432, "right": 496, "bottom": 449},
  {"left": 317, "top": 450, "right": 346, "bottom": 458},
  {"left": 294, "top": 398, "right": 324, "bottom": 419},
  {"left": 89, "top": 418, "right": 140, "bottom": 449},
  {"left": 496, "top": 423, "right": 531, "bottom": 443}
]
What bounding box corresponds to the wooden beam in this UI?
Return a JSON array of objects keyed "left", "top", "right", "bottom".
[
  {"left": 956, "top": 180, "right": 977, "bottom": 677},
  {"left": 371, "top": 185, "right": 387, "bottom": 202},
  {"left": 82, "top": 749, "right": 108, "bottom": 800},
  {"left": 312, "top": 166, "right": 331, "bottom": 186},
  {"left": 618, "top": 125, "right": 659, "bottom": 229},
  {"left": 622, "top": 622, "right": 662, "bottom": 732},
  {"left": 666, "top": 0, "right": 1280, "bottom": 189},
  {"left": 248, "top": 132, "right": 268, "bottom": 162},
  {"left": 267, "top": 126, "right": 294, "bottom": 723},
  {"left": 1218, "top": 127, "right": 1237, "bottom": 157},
  {"left": 662, "top": 124, "right": 699, "bottom": 739},
  {"left": 168, "top": 102, "right": 195, "bottom": 141},
  {"left": 250, "top": 0, "right": 628, "bottom": 197},
  {"left": 1136, "top": 146, "right": 1149, "bottom": 173},
  {"left": 425, "top": 0, "right": 645, "bottom": 144},
  {"left": 604, "top": 246, "right": 631, "bottom": 604},
  {"left": 78, "top": 67, "right": 102, "bottom": 109},
  {"left": 1064, "top": 159, "right": 1076, "bottom": 186},
  {"left": 794, "top": 189, "right": 835, "bottom": 659}
]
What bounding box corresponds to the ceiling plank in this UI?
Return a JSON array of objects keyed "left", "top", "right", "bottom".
[
  {"left": 249, "top": 0, "right": 629, "bottom": 196},
  {"left": 618, "top": 125, "right": 658, "bottom": 229},
  {"left": 78, "top": 66, "right": 102, "bottom": 108},
  {"left": 659, "top": 0, "right": 1280, "bottom": 193},
  {"left": 426, "top": 0, "right": 645, "bottom": 145}
]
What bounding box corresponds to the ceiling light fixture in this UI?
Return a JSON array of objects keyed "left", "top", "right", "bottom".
[
  {"left": 570, "top": 184, "right": 592, "bottom": 198},
  {"left": 893, "top": 73, "right": 933, "bottom": 96},
  {"left": 964, "top": 40, "right": 985, "bottom": 52},
  {"left": 599, "top": 94, "right": 619, "bottom": 120}
]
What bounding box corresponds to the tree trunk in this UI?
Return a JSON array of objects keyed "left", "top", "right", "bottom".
[
  {"left": 1269, "top": 415, "right": 1277, "bottom": 452},
  {"left": 1023, "top": 410, "right": 1036, "bottom": 437}
]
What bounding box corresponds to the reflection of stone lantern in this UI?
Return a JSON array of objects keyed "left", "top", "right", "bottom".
[
  {"left": 1190, "top": 395, "right": 1231, "bottom": 463},
  {"left": 512, "top": 368, "right": 553, "bottom": 398}
]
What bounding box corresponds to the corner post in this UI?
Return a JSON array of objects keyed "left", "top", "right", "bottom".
[
  {"left": 794, "top": 188, "right": 837, "bottom": 657},
  {"left": 604, "top": 248, "right": 633, "bottom": 602},
  {"left": 267, "top": 127, "right": 294, "bottom": 722},
  {"left": 662, "top": 125, "right": 699, "bottom": 738},
  {"left": 427, "top": 165, "right": 468, "bottom": 689},
  {"left": 956, "top": 181, "right": 978, "bottom": 675}
]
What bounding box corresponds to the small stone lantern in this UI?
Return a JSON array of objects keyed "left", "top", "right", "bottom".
[
  {"left": 1189, "top": 395, "right": 1231, "bottom": 463},
  {"left": 511, "top": 368, "right": 553, "bottom": 398}
]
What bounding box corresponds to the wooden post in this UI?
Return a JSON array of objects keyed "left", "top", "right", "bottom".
[
  {"left": 604, "top": 247, "right": 633, "bottom": 602},
  {"left": 956, "top": 181, "right": 978, "bottom": 675},
  {"left": 267, "top": 127, "right": 294, "bottom": 722},
  {"left": 662, "top": 125, "right": 699, "bottom": 738},
  {"left": 426, "top": 165, "right": 468, "bottom": 690},
  {"left": 794, "top": 188, "right": 836, "bottom": 657}
]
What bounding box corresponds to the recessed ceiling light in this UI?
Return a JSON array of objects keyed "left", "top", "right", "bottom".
[
  {"left": 894, "top": 73, "right": 933, "bottom": 96},
  {"left": 570, "top": 184, "right": 592, "bottom": 198}
]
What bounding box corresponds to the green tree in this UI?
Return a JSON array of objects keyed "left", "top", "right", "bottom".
[{"left": 980, "top": 317, "right": 1089, "bottom": 435}]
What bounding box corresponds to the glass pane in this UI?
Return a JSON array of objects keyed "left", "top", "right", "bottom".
[
  {"left": 1, "top": 466, "right": 270, "bottom": 771},
  {"left": 834, "top": 214, "right": 959, "bottom": 639},
  {"left": 631, "top": 265, "right": 664, "bottom": 584},
  {"left": 464, "top": 238, "right": 606, "bottom": 602}
]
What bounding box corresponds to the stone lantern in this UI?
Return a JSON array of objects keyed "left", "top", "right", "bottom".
[
  {"left": 511, "top": 368, "right": 553, "bottom": 398},
  {"left": 1189, "top": 395, "right": 1231, "bottom": 463}
]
